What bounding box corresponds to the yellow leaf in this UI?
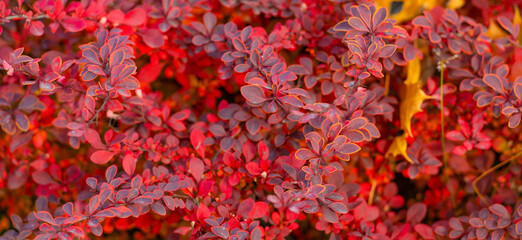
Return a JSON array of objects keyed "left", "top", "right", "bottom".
[
  {"left": 404, "top": 56, "right": 420, "bottom": 85},
  {"left": 376, "top": 0, "right": 442, "bottom": 23},
  {"left": 385, "top": 135, "right": 413, "bottom": 163},
  {"left": 486, "top": 18, "right": 505, "bottom": 40},
  {"left": 446, "top": 0, "right": 465, "bottom": 10},
  {"left": 400, "top": 57, "right": 430, "bottom": 137}
]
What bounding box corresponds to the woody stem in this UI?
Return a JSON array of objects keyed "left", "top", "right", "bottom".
[{"left": 473, "top": 150, "right": 522, "bottom": 206}]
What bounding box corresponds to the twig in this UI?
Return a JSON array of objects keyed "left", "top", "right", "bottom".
[
  {"left": 88, "top": 96, "right": 110, "bottom": 124},
  {"left": 2, "top": 14, "right": 48, "bottom": 21},
  {"left": 438, "top": 62, "right": 457, "bottom": 208},
  {"left": 440, "top": 66, "right": 446, "bottom": 166},
  {"left": 368, "top": 180, "right": 377, "bottom": 205},
  {"left": 473, "top": 150, "right": 522, "bottom": 206}
]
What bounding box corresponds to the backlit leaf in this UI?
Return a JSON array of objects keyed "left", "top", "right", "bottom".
[
  {"left": 90, "top": 150, "right": 116, "bottom": 164},
  {"left": 400, "top": 57, "right": 430, "bottom": 137},
  {"left": 386, "top": 135, "right": 413, "bottom": 163}
]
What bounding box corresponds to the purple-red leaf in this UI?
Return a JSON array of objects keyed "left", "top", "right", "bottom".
[
  {"left": 237, "top": 199, "right": 255, "bottom": 219},
  {"left": 241, "top": 85, "right": 267, "bottom": 104},
  {"left": 483, "top": 74, "right": 505, "bottom": 94},
  {"left": 132, "top": 196, "right": 154, "bottom": 205},
  {"left": 211, "top": 226, "right": 229, "bottom": 239},
  {"left": 35, "top": 211, "right": 57, "bottom": 226},
  {"left": 141, "top": 29, "right": 165, "bottom": 48},
  {"left": 407, "top": 203, "right": 427, "bottom": 223},
  {"left": 489, "top": 204, "right": 510, "bottom": 218}
]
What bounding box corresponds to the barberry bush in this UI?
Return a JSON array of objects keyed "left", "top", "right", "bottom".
[{"left": 0, "top": 0, "right": 522, "bottom": 239}]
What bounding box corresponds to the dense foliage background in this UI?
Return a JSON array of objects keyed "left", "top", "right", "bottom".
[{"left": 0, "top": 0, "right": 521, "bottom": 239}]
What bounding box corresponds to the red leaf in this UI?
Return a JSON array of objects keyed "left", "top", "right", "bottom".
[
  {"left": 248, "top": 202, "right": 268, "bottom": 219},
  {"left": 237, "top": 199, "right": 254, "bottom": 219},
  {"left": 446, "top": 130, "right": 465, "bottom": 141},
  {"left": 122, "top": 154, "right": 136, "bottom": 176},
  {"left": 107, "top": 9, "right": 125, "bottom": 24},
  {"left": 84, "top": 95, "right": 95, "bottom": 115},
  {"left": 190, "top": 128, "right": 206, "bottom": 157},
  {"left": 174, "top": 227, "right": 192, "bottom": 236},
  {"left": 137, "top": 62, "right": 165, "bottom": 83},
  {"left": 407, "top": 203, "right": 427, "bottom": 223},
  {"left": 414, "top": 224, "right": 435, "bottom": 239},
  {"left": 258, "top": 141, "right": 269, "bottom": 161},
  {"left": 124, "top": 9, "right": 147, "bottom": 26},
  {"left": 90, "top": 150, "right": 116, "bottom": 164},
  {"left": 29, "top": 21, "right": 45, "bottom": 36},
  {"left": 61, "top": 17, "right": 86, "bottom": 32},
  {"left": 197, "top": 204, "right": 211, "bottom": 223},
  {"left": 198, "top": 180, "right": 214, "bottom": 197},
  {"left": 189, "top": 157, "right": 204, "bottom": 182},
  {"left": 245, "top": 162, "right": 261, "bottom": 175},
  {"left": 141, "top": 29, "right": 165, "bottom": 48},
  {"left": 85, "top": 128, "right": 106, "bottom": 149}
]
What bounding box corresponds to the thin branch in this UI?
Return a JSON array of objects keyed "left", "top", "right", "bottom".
[
  {"left": 440, "top": 66, "right": 446, "bottom": 166},
  {"left": 368, "top": 180, "right": 377, "bottom": 205},
  {"left": 473, "top": 150, "right": 522, "bottom": 206},
  {"left": 88, "top": 96, "right": 110, "bottom": 124},
  {"left": 5, "top": 14, "right": 48, "bottom": 21},
  {"left": 439, "top": 61, "right": 457, "bottom": 209}
]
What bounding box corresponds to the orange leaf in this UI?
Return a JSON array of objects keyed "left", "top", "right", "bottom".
[
  {"left": 400, "top": 57, "right": 430, "bottom": 137},
  {"left": 385, "top": 135, "right": 413, "bottom": 164}
]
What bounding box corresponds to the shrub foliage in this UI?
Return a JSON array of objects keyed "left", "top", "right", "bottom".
[{"left": 0, "top": 0, "right": 522, "bottom": 239}]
